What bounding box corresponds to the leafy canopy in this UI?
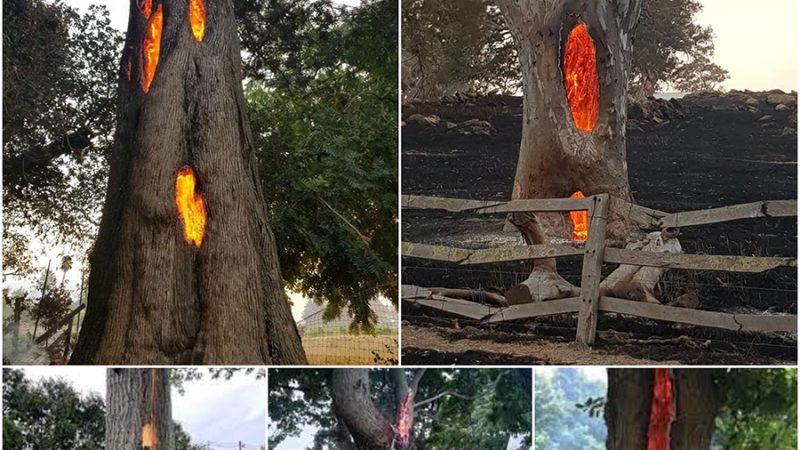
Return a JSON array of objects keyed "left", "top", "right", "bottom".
[
  {"left": 269, "top": 368, "right": 531, "bottom": 450},
  {"left": 239, "top": 0, "right": 398, "bottom": 327},
  {"left": 401, "top": 0, "right": 728, "bottom": 101}
]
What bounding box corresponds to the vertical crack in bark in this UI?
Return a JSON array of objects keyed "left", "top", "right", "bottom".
[
  {"left": 646, "top": 368, "right": 675, "bottom": 450},
  {"left": 189, "top": 0, "right": 205, "bottom": 42},
  {"left": 175, "top": 166, "right": 207, "bottom": 247},
  {"left": 141, "top": 4, "right": 163, "bottom": 93}
]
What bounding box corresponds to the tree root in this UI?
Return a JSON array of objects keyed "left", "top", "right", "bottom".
[{"left": 428, "top": 288, "right": 508, "bottom": 306}]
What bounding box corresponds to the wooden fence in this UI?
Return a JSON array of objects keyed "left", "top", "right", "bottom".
[{"left": 401, "top": 194, "right": 797, "bottom": 345}]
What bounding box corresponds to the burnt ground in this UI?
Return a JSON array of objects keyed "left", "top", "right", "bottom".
[{"left": 401, "top": 92, "right": 798, "bottom": 365}]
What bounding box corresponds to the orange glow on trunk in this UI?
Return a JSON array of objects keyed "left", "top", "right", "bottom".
[
  {"left": 569, "top": 191, "right": 588, "bottom": 241},
  {"left": 141, "top": 4, "right": 163, "bottom": 93},
  {"left": 139, "top": 0, "right": 152, "bottom": 19},
  {"left": 189, "top": 0, "right": 206, "bottom": 42},
  {"left": 563, "top": 23, "right": 599, "bottom": 132},
  {"left": 175, "top": 167, "right": 206, "bottom": 247},
  {"left": 647, "top": 368, "right": 675, "bottom": 450},
  {"left": 141, "top": 423, "right": 156, "bottom": 448},
  {"left": 395, "top": 391, "right": 413, "bottom": 446}
]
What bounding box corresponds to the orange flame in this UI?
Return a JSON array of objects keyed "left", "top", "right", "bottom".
[
  {"left": 647, "top": 368, "right": 675, "bottom": 450},
  {"left": 139, "top": 0, "right": 152, "bottom": 19},
  {"left": 175, "top": 167, "right": 206, "bottom": 247},
  {"left": 141, "top": 4, "right": 163, "bottom": 93},
  {"left": 569, "top": 191, "right": 588, "bottom": 241},
  {"left": 395, "top": 391, "right": 413, "bottom": 446},
  {"left": 189, "top": 0, "right": 206, "bottom": 42},
  {"left": 563, "top": 23, "right": 599, "bottom": 132},
  {"left": 142, "top": 423, "right": 156, "bottom": 448}
]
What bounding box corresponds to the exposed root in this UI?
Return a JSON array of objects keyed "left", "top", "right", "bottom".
[
  {"left": 504, "top": 270, "right": 580, "bottom": 305},
  {"left": 600, "top": 228, "right": 682, "bottom": 304},
  {"left": 428, "top": 288, "right": 508, "bottom": 306}
]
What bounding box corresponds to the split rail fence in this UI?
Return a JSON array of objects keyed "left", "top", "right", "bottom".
[{"left": 401, "top": 193, "right": 797, "bottom": 345}]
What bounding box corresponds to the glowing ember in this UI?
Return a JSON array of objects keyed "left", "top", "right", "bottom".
[
  {"left": 175, "top": 167, "right": 207, "bottom": 247},
  {"left": 141, "top": 423, "right": 156, "bottom": 448},
  {"left": 141, "top": 4, "right": 163, "bottom": 93},
  {"left": 569, "top": 191, "right": 588, "bottom": 241},
  {"left": 139, "top": 0, "right": 152, "bottom": 19},
  {"left": 647, "top": 368, "right": 675, "bottom": 450},
  {"left": 394, "top": 392, "right": 413, "bottom": 447},
  {"left": 189, "top": 0, "right": 206, "bottom": 42},
  {"left": 563, "top": 23, "right": 599, "bottom": 132}
]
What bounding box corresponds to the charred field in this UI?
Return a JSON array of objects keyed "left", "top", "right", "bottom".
[{"left": 401, "top": 92, "right": 798, "bottom": 365}]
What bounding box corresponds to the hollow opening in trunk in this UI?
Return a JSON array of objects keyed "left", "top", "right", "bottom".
[
  {"left": 141, "top": 423, "right": 156, "bottom": 449},
  {"left": 569, "top": 190, "right": 588, "bottom": 241},
  {"left": 189, "top": 0, "right": 205, "bottom": 42},
  {"left": 563, "top": 22, "right": 599, "bottom": 132},
  {"left": 141, "top": 4, "right": 163, "bottom": 93},
  {"left": 175, "top": 166, "right": 207, "bottom": 247}
]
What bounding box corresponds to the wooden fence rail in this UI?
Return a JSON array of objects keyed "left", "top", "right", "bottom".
[{"left": 402, "top": 194, "right": 798, "bottom": 345}]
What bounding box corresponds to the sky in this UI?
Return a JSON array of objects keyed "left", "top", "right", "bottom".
[
  {"left": 20, "top": 367, "right": 267, "bottom": 448},
  {"left": 694, "top": 0, "right": 797, "bottom": 92},
  {"left": 68, "top": 0, "right": 362, "bottom": 31}
]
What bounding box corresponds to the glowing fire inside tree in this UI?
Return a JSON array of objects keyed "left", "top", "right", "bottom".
[
  {"left": 141, "top": 423, "right": 156, "bottom": 449},
  {"left": 139, "top": 0, "right": 152, "bottom": 19},
  {"left": 569, "top": 191, "right": 588, "bottom": 241},
  {"left": 563, "top": 22, "right": 599, "bottom": 132},
  {"left": 175, "top": 167, "right": 207, "bottom": 247},
  {"left": 647, "top": 368, "right": 675, "bottom": 450},
  {"left": 141, "top": 4, "right": 163, "bottom": 93},
  {"left": 189, "top": 0, "right": 206, "bottom": 42},
  {"left": 393, "top": 392, "right": 413, "bottom": 448}
]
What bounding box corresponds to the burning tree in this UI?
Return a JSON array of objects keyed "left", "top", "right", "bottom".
[
  {"left": 494, "top": 0, "right": 681, "bottom": 305},
  {"left": 107, "top": 368, "right": 173, "bottom": 450},
  {"left": 604, "top": 368, "right": 797, "bottom": 450},
  {"left": 269, "top": 368, "right": 531, "bottom": 450},
  {"left": 70, "top": 0, "right": 305, "bottom": 364}
]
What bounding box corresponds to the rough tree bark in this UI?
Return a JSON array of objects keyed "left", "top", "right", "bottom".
[
  {"left": 329, "top": 369, "right": 428, "bottom": 450},
  {"left": 330, "top": 369, "right": 395, "bottom": 450},
  {"left": 605, "top": 369, "right": 719, "bottom": 450},
  {"left": 71, "top": 0, "right": 306, "bottom": 364},
  {"left": 106, "top": 368, "right": 172, "bottom": 450},
  {"left": 493, "top": 0, "right": 682, "bottom": 305}
]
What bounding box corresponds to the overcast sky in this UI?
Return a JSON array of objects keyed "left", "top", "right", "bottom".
[
  {"left": 694, "top": 0, "right": 797, "bottom": 92},
  {"left": 19, "top": 367, "right": 266, "bottom": 449}
]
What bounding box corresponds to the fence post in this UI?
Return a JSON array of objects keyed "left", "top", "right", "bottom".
[{"left": 576, "top": 194, "right": 609, "bottom": 345}]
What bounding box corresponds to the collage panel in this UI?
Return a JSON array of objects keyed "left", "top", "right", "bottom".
[
  {"left": 534, "top": 367, "right": 798, "bottom": 449},
  {"left": 268, "top": 368, "right": 532, "bottom": 450},
  {"left": 400, "top": 1, "right": 797, "bottom": 366},
  {"left": 2, "top": 0, "right": 399, "bottom": 366},
  {"left": 2, "top": 367, "right": 267, "bottom": 449}
]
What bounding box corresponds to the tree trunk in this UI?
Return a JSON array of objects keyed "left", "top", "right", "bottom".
[
  {"left": 669, "top": 370, "right": 718, "bottom": 450},
  {"left": 495, "top": 0, "right": 643, "bottom": 303},
  {"left": 71, "top": 0, "right": 305, "bottom": 364},
  {"left": 106, "top": 368, "right": 172, "bottom": 450},
  {"left": 605, "top": 369, "right": 719, "bottom": 450},
  {"left": 330, "top": 369, "right": 395, "bottom": 450}
]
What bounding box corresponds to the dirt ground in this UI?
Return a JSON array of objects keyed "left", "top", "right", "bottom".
[{"left": 401, "top": 92, "right": 797, "bottom": 365}]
